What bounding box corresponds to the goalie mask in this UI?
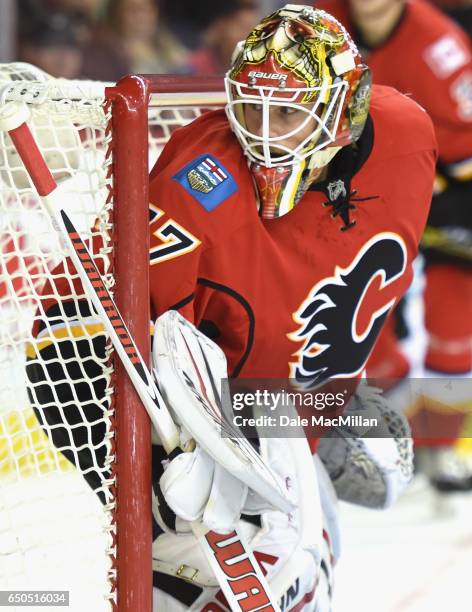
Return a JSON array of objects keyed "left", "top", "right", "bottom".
[{"left": 225, "top": 4, "right": 372, "bottom": 218}]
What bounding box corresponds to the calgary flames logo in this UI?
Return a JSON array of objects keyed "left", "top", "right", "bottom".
[{"left": 288, "top": 234, "right": 407, "bottom": 388}]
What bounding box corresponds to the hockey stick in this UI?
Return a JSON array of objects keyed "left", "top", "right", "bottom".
[{"left": 0, "top": 102, "right": 280, "bottom": 612}]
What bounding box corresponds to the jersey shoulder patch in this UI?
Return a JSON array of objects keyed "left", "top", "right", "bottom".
[{"left": 172, "top": 154, "right": 238, "bottom": 211}]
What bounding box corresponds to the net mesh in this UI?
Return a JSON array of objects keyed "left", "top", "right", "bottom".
[{"left": 0, "top": 63, "right": 225, "bottom": 610}]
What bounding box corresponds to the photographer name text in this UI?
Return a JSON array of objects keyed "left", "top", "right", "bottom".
[{"left": 232, "top": 414, "right": 378, "bottom": 428}]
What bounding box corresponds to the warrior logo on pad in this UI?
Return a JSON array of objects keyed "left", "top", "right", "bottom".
[{"left": 173, "top": 154, "right": 237, "bottom": 211}]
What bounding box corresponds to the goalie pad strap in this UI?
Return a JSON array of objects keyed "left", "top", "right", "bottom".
[{"left": 152, "top": 559, "right": 217, "bottom": 587}]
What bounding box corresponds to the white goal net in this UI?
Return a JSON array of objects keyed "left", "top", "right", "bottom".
[{"left": 0, "top": 63, "right": 225, "bottom": 611}]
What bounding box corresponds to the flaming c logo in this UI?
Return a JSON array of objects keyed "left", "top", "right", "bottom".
[{"left": 288, "top": 233, "right": 407, "bottom": 388}]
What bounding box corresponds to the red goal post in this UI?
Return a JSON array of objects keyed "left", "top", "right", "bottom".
[
  {"left": 0, "top": 65, "right": 225, "bottom": 611},
  {"left": 109, "top": 73, "right": 225, "bottom": 611}
]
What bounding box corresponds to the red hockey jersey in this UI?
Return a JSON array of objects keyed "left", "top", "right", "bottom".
[
  {"left": 317, "top": 0, "right": 472, "bottom": 166},
  {"left": 148, "top": 85, "right": 436, "bottom": 389}
]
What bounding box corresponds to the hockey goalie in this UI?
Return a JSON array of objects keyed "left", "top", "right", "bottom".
[{"left": 18, "top": 3, "right": 438, "bottom": 610}]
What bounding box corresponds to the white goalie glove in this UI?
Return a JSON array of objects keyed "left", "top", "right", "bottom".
[
  {"left": 152, "top": 310, "right": 295, "bottom": 534},
  {"left": 317, "top": 383, "right": 414, "bottom": 509},
  {"left": 159, "top": 442, "right": 277, "bottom": 534}
]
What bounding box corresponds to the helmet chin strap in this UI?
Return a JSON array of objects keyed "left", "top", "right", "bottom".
[{"left": 251, "top": 146, "right": 342, "bottom": 219}]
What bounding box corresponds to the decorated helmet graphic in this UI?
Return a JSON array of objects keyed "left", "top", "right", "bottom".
[{"left": 225, "top": 4, "right": 372, "bottom": 170}]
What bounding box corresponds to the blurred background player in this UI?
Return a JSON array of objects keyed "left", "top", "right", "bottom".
[
  {"left": 315, "top": 0, "right": 472, "bottom": 495},
  {"left": 23, "top": 5, "right": 434, "bottom": 609}
]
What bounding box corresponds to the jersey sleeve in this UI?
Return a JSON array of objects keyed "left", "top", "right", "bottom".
[
  {"left": 148, "top": 176, "right": 204, "bottom": 324},
  {"left": 322, "top": 0, "right": 472, "bottom": 166},
  {"left": 148, "top": 134, "right": 239, "bottom": 324},
  {"left": 374, "top": 3, "right": 472, "bottom": 166},
  {"left": 147, "top": 110, "right": 245, "bottom": 326}
]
